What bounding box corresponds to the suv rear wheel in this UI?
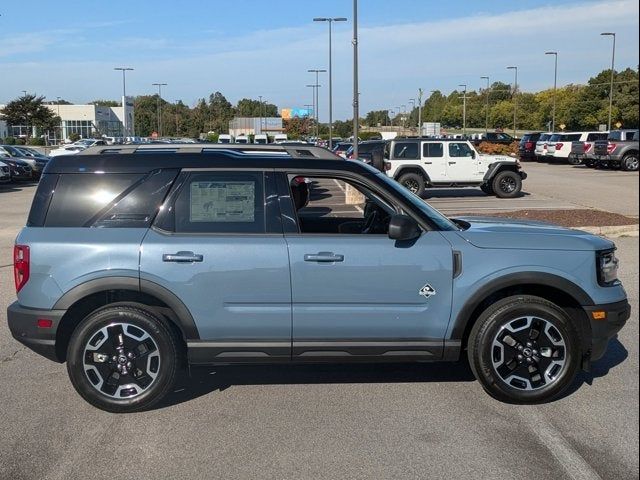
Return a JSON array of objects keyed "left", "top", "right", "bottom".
[
  {"left": 468, "top": 295, "right": 581, "bottom": 403},
  {"left": 622, "top": 153, "right": 639, "bottom": 172},
  {"left": 67, "top": 303, "right": 181, "bottom": 413},
  {"left": 397, "top": 172, "right": 426, "bottom": 197},
  {"left": 492, "top": 170, "right": 522, "bottom": 198}
]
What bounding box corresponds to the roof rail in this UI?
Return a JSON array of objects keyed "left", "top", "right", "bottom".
[{"left": 77, "top": 143, "right": 341, "bottom": 160}]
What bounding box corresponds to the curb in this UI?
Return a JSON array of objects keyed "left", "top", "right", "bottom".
[{"left": 579, "top": 224, "right": 639, "bottom": 237}]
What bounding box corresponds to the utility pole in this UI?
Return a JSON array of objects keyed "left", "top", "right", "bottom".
[
  {"left": 352, "top": 0, "right": 359, "bottom": 159},
  {"left": 480, "top": 76, "right": 490, "bottom": 133},
  {"left": 601, "top": 32, "right": 616, "bottom": 130},
  {"left": 114, "top": 67, "right": 133, "bottom": 137},
  {"left": 458, "top": 84, "right": 467, "bottom": 136},
  {"left": 507, "top": 66, "right": 518, "bottom": 137},
  {"left": 417, "top": 89, "right": 423, "bottom": 136},
  {"left": 408, "top": 99, "right": 415, "bottom": 132},
  {"left": 314, "top": 17, "right": 347, "bottom": 149},
  {"left": 152, "top": 83, "right": 167, "bottom": 137},
  {"left": 544, "top": 52, "right": 558, "bottom": 132}
]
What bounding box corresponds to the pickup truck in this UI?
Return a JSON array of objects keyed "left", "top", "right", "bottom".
[{"left": 591, "top": 129, "right": 639, "bottom": 171}]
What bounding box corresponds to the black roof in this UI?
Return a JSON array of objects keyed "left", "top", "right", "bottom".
[{"left": 43, "top": 151, "right": 372, "bottom": 175}]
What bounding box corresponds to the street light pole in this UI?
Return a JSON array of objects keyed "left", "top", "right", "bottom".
[
  {"left": 314, "top": 16, "right": 347, "bottom": 149},
  {"left": 352, "top": 0, "right": 359, "bottom": 159},
  {"left": 114, "top": 67, "right": 133, "bottom": 137},
  {"left": 601, "top": 32, "right": 616, "bottom": 130},
  {"left": 408, "top": 99, "right": 415, "bottom": 131},
  {"left": 152, "top": 83, "right": 167, "bottom": 137},
  {"left": 458, "top": 84, "right": 467, "bottom": 136},
  {"left": 507, "top": 66, "right": 518, "bottom": 137},
  {"left": 544, "top": 52, "right": 558, "bottom": 132},
  {"left": 258, "top": 95, "right": 263, "bottom": 134},
  {"left": 417, "top": 89, "right": 423, "bottom": 136},
  {"left": 308, "top": 69, "right": 326, "bottom": 139},
  {"left": 480, "top": 76, "right": 490, "bottom": 133}
]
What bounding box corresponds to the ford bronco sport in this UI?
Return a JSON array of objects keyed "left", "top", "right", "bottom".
[{"left": 8, "top": 144, "right": 629, "bottom": 412}]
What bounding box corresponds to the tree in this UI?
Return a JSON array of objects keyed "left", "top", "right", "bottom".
[
  {"left": 89, "top": 99, "right": 120, "bottom": 107},
  {"left": 283, "top": 117, "right": 312, "bottom": 139},
  {"left": 0, "top": 94, "right": 60, "bottom": 140},
  {"left": 364, "top": 110, "right": 390, "bottom": 127}
]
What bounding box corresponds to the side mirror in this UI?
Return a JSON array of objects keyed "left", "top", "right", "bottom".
[
  {"left": 388, "top": 214, "right": 421, "bottom": 241},
  {"left": 470, "top": 151, "right": 476, "bottom": 159}
]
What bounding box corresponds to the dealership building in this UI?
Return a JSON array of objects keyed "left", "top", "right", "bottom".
[
  {"left": 228, "top": 117, "right": 284, "bottom": 137},
  {"left": 0, "top": 97, "right": 134, "bottom": 143}
]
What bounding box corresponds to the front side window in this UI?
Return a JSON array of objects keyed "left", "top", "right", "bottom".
[
  {"left": 448, "top": 142, "right": 474, "bottom": 158},
  {"left": 172, "top": 172, "right": 265, "bottom": 234}
]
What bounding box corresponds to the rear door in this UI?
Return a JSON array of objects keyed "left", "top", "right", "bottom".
[
  {"left": 445, "top": 142, "right": 482, "bottom": 181},
  {"left": 140, "top": 169, "right": 291, "bottom": 363},
  {"left": 421, "top": 141, "right": 447, "bottom": 182}
]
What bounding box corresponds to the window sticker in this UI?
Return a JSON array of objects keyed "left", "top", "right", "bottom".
[{"left": 190, "top": 181, "right": 255, "bottom": 222}]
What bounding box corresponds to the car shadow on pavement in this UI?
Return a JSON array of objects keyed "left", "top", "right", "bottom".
[
  {"left": 424, "top": 189, "right": 531, "bottom": 199},
  {"left": 561, "top": 336, "right": 628, "bottom": 400},
  {"left": 155, "top": 361, "right": 476, "bottom": 410}
]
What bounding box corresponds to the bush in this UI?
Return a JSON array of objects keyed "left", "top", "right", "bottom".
[
  {"left": 2, "top": 137, "right": 17, "bottom": 145},
  {"left": 68, "top": 132, "right": 81, "bottom": 142},
  {"left": 27, "top": 137, "right": 46, "bottom": 146},
  {"left": 476, "top": 141, "right": 519, "bottom": 156},
  {"left": 359, "top": 131, "right": 382, "bottom": 141},
  {"left": 205, "top": 133, "right": 219, "bottom": 143}
]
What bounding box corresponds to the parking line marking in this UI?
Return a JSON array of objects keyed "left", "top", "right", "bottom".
[{"left": 518, "top": 408, "right": 601, "bottom": 480}]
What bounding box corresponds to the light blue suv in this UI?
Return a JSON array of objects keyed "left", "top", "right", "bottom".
[{"left": 7, "top": 144, "right": 630, "bottom": 412}]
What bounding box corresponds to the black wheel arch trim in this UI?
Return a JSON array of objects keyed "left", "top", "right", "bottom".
[
  {"left": 483, "top": 161, "right": 519, "bottom": 181},
  {"left": 394, "top": 166, "right": 431, "bottom": 184},
  {"left": 52, "top": 276, "right": 200, "bottom": 340},
  {"left": 450, "top": 271, "right": 595, "bottom": 341}
]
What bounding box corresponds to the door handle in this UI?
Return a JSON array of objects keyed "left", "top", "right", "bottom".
[
  {"left": 162, "top": 251, "right": 204, "bottom": 263},
  {"left": 304, "top": 252, "right": 344, "bottom": 263},
  {"left": 424, "top": 161, "right": 433, "bottom": 164},
  {"left": 448, "top": 161, "right": 457, "bottom": 165}
]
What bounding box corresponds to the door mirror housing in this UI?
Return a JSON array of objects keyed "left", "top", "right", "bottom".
[
  {"left": 388, "top": 214, "right": 421, "bottom": 241},
  {"left": 470, "top": 150, "right": 476, "bottom": 159}
]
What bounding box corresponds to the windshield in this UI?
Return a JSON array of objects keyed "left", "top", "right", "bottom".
[
  {"left": 548, "top": 134, "right": 561, "bottom": 142},
  {"left": 374, "top": 172, "right": 459, "bottom": 231}
]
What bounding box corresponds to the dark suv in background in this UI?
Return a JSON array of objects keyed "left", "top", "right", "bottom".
[
  {"left": 518, "top": 132, "right": 543, "bottom": 161},
  {"left": 346, "top": 139, "right": 387, "bottom": 171}
]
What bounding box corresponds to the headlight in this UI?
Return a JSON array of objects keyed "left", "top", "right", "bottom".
[{"left": 597, "top": 249, "right": 620, "bottom": 286}]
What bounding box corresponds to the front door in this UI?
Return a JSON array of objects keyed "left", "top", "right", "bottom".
[
  {"left": 140, "top": 170, "right": 291, "bottom": 363},
  {"left": 281, "top": 173, "right": 454, "bottom": 361}
]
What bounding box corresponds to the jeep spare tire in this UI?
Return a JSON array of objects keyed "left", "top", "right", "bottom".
[{"left": 492, "top": 170, "right": 522, "bottom": 198}]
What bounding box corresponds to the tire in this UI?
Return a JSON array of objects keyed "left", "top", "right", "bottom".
[
  {"left": 66, "top": 303, "right": 181, "bottom": 413},
  {"left": 467, "top": 295, "right": 581, "bottom": 404},
  {"left": 568, "top": 156, "right": 582, "bottom": 166},
  {"left": 622, "top": 154, "right": 638, "bottom": 172},
  {"left": 397, "top": 172, "right": 426, "bottom": 197},
  {"left": 480, "top": 183, "right": 494, "bottom": 195},
  {"left": 492, "top": 170, "right": 522, "bottom": 198},
  {"left": 584, "top": 159, "right": 596, "bottom": 168}
]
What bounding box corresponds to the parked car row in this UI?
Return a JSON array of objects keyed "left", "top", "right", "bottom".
[
  {"left": 519, "top": 130, "right": 638, "bottom": 172},
  {"left": 0, "top": 145, "right": 51, "bottom": 183}
]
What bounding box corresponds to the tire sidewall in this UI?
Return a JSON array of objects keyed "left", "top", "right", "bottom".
[
  {"left": 67, "top": 306, "right": 178, "bottom": 413},
  {"left": 398, "top": 172, "right": 426, "bottom": 197},
  {"left": 469, "top": 296, "right": 581, "bottom": 403},
  {"left": 623, "top": 154, "right": 638, "bottom": 171}
]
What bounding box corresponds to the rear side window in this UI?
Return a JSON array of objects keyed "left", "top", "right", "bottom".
[
  {"left": 586, "top": 133, "right": 608, "bottom": 141},
  {"left": 563, "top": 134, "right": 581, "bottom": 141},
  {"left": 422, "top": 143, "right": 443, "bottom": 157},
  {"left": 42, "top": 170, "right": 178, "bottom": 227},
  {"left": 393, "top": 142, "right": 419, "bottom": 159},
  {"left": 171, "top": 172, "right": 265, "bottom": 234}
]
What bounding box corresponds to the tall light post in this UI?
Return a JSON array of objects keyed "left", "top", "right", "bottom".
[
  {"left": 417, "top": 89, "right": 424, "bottom": 136},
  {"left": 352, "top": 0, "right": 359, "bottom": 158},
  {"left": 544, "top": 52, "right": 558, "bottom": 132},
  {"left": 152, "top": 82, "right": 167, "bottom": 137},
  {"left": 507, "top": 66, "right": 518, "bottom": 137},
  {"left": 480, "top": 76, "right": 490, "bottom": 133},
  {"left": 458, "top": 84, "right": 467, "bottom": 136},
  {"left": 258, "top": 95, "right": 263, "bottom": 134},
  {"left": 408, "top": 99, "right": 415, "bottom": 130},
  {"left": 306, "top": 84, "right": 321, "bottom": 137},
  {"left": 114, "top": 67, "right": 133, "bottom": 137},
  {"left": 314, "top": 16, "right": 347, "bottom": 149},
  {"left": 601, "top": 32, "right": 616, "bottom": 130},
  {"left": 307, "top": 69, "right": 326, "bottom": 138},
  {"left": 387, "top": 109, "right": 394, "bottom": 127}
]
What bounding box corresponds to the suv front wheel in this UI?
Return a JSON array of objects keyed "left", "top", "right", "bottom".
[
  {"left": 492, "top": 170, "right": 522, "bottom": 198},
  {"left": 468, "top": 295, "right": 581, "bottom": 403},
  {"left": 67, "top": 304, "right": 181, "bottom": 413}
]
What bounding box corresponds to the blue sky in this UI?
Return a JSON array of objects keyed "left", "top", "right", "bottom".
[{"left": 1, "top": 0, "right": 638, "bottom": 120}]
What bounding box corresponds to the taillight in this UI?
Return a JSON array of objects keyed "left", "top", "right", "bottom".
[
  {"left": 607, "top": 143, "right": 616, "bottom": 154},
  {"left": 14, "top": 245, "right": 30, "bottom": 293},
  {"left": 556, "top": 142, "right": 563, "bottom": 150},
  {"left": 584, "top": 142, "right": 593, "bottom": 152}
]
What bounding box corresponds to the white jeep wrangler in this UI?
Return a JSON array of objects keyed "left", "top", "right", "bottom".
[{"left": 385, "top": 138, "right": 527, "bottom": 198}]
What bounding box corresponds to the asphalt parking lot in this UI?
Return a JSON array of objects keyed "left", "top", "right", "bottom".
[{"left": 0, "top": 162, "right": 638, "bottom": 479}]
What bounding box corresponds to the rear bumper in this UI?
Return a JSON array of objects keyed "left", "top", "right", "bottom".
[
  {"left": 7, "top": 301, "right": 66, "bottom": 362},
  {"left": 583, "top": 299, "right": 631, "bottom": 361}
]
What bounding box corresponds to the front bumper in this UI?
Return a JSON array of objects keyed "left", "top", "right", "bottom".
[
  {"left": 583, "top": 299, "right": 631, "bottom": 361},
  {"left": 7, "top": 301, "right": 66, "bottom": 362}
]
